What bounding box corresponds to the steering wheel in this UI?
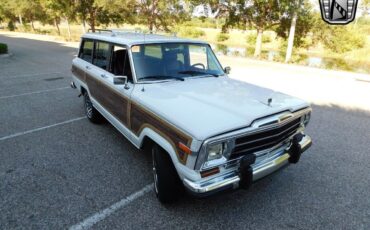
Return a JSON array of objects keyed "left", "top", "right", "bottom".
[{"left": 191, "top": 63, "right": 206, "bottom": 70}]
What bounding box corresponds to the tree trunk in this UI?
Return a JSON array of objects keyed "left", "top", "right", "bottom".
[
  {"left": 82, "top": 20, "right": 86, "bottom": 33},
  {"left": 66, "top": 18, "right": 71, "bottom": 40},
  {"left": 149, "top": 21, "right": 154, "bottom": 33},
  {"left": 54, "top": 18, "right": 61, "bottom": 35},
  {"left": 285, "top": 11, "right": 298, "bottom": 63},
  {"left": 254, "top": 28, "right": 263, "bottom": 58},
  {"left": 89, "top": 10, "right": 96, "bottom": 32},
  {"left": 148, "top": 0, "right": 158, "bottom": 33},
  {"left": 18, "top": 14, "right": 23, "bottom": 26},
  {"left": 90, "top": 19, "right": 95, "bottom": 32},
  {"left": 31, "top": 20, "right": 35, "bottom": 31}
]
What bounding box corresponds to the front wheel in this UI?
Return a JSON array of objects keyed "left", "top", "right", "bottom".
[
  {"left": 152, "top": 144, "right": 182, "bottom": 203},
  {"left": 83, "top": 92, "right": 104, "bottom": 123}
]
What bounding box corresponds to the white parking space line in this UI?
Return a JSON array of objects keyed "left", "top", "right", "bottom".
[
  {"left": 0, "top": 117, "right": 86, "bottom": 141},
  {"left": 0, "top": 87, "right": 70, "bottom": 100},
  {"left": 69, "top": 184, "right": 153, "bottom": 230},
  {"left": 0, "top": 71, "right": 65, "bottom": 79}
]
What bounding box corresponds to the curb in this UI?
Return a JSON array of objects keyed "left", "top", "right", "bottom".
[
  {"left": 0, "top": 53, "right": 13, "bottom": 58},
  {"left": 355, "top": 77, "right": 370, "bottom": 83}
]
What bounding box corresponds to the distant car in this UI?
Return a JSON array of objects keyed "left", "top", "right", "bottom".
[{"left": 71, "top": 30, "right": 312, "bottom": 203}]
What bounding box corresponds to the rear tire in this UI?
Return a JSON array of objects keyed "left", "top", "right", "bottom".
[
  {"left": 152, "top": 144, "right": 182, "bottom": 203},
  {"left": 83, "top": 92, "right": 104, "bottom": 124}
]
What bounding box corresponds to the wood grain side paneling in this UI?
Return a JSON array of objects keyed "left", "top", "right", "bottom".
[
  {"left": 130, "top": 102, "right": 192, "bottom": 164},
  {"left": 86, "top": 74, "right": 129, "bottom": 126},
  {"left": 71, "top": 64, "right": 86, "bottom": 83}
]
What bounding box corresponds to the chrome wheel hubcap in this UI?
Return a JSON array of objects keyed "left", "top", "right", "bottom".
[
  {"left": 85, "top": 95, "right": 93, "bottom": 118},
  {"left": 152, "top": 149, "right": 159, "bottom": 194}
]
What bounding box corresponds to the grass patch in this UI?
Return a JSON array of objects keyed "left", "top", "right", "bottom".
[
  {"left": 0, "top": 43, "right": 8, "bottom": 54},
  {"left": 174, "top": 26, "right": 205, "bottom": 38}
]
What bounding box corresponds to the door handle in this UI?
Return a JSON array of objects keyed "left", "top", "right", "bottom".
[
  {"left": 85, "top": 66, "right": 91, "bottom": 70},
  {"left": 100, "top": 74, "right": 107, "bottom": 78}
]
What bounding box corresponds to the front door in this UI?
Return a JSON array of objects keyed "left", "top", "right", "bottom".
[{"left": 86, "top": 41, "right": 134, "bottom": 127}]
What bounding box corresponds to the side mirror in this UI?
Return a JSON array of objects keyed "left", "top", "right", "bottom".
[
  {"left": 224, "top": 66, "right": 231, "bottom": 74},
  {"left": 113, "top": 76, "right": 127, "bottom": 85},
  {"left": 114, "top": 76, "right": 130, "bottom": 89}
]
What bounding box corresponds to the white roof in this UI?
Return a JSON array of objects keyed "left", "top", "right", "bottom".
[{"left": 82, "top": 31, "right": 208, "bottom": 46}]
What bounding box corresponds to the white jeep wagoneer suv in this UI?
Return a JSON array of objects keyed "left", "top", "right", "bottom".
[{"left": 71, "top": 30, "right": 312, "bottom": 203}]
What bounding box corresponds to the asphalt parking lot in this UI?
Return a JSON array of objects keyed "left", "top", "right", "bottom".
[{"left": 1, "top": 34, "right": 370, "bottom": 230}]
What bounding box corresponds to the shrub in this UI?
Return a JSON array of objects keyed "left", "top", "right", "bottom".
[
  {"left": 182, "top": 18, "right": 219, "bottom": 29},
  {"left": 0, "top": 43, "right": 8, "bottom": 54},
  {"left": 175, "top": 26, "right": 205, "bottom": 38},
  {"left": 321, "top": 27, "right": 366, "bottom": 53},
  {"left": 246, "top": 33, "right": 272, "bottom": 44},
  {"left": 216, "top": 33, "right": 229, "bottom": 42},
  {"left": 7, "top": 21, "right": 15, "bottom": 31}
]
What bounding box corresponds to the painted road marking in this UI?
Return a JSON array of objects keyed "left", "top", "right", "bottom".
[
  {"left": 0, "top": 117, "right": 86, "bottom": 141},
  {"left": 0, "top": 71, "right": 65, "bottom": 79},
  {"left": 0, "top": 87, "right": 70, "bottom": 100},
  {"left": 69, "top": 184, "right": 153, "bottom": 230}
]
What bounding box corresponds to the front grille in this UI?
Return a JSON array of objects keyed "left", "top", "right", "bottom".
[{"left": 230, "top": 117, "right": 301, "bottom": 159}]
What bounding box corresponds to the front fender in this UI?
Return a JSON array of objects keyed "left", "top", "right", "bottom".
[{"left": 138, "top": 127, "right": 199, "bottom": 181}]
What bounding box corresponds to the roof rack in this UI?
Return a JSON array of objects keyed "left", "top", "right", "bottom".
[
  {"left": 87, "top": 28, "right": 177, "bottom": 37},
  {"left": 87, "top": 29, "right": 113, "bottom": 33}
]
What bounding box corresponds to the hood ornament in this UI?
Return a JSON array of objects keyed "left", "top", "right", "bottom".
[{"left": 267, "top": 98, "right": 272, "bottom": 106}]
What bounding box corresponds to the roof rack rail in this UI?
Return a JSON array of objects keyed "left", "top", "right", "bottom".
[
  {"left": 87, "top": 29, "right": 113, "bottom": 33},
  {"left": 87, "top": 28, "right": 177, "bottom": 37}
]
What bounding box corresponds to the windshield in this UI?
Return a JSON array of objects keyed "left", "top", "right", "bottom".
[{"left": 131, "top": 43, "right": 224, "bottom": 81}]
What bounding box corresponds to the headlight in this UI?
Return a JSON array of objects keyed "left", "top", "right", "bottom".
[{"left": 207, "top": 143, "right": 227, "bottom": 161}]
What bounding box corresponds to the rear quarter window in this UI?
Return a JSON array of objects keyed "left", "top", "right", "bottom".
[
  {"left": 79, "top": 40, "right": 94, "bottom": 63},
  {"left": 93, "top": 42, "right": 110, "bottom": 70}
]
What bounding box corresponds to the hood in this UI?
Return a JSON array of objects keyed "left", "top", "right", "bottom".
[{"left": 132, "top": 76, "right": 309, "bottom": 141}]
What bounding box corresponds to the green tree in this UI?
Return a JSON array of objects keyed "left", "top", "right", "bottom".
[
  {"left": 75, "top": 0, "right": 134, "bottom": 32},
  {"left": 136, "top": 0, "right": 189, "bottom": 32},
  {"left": 0, "top": 0, "right": 29, "bottom": 28},
  {"left": 3, "top": 0, "right": 46, "bottom": 31},
  {"left": 0, "top": 1, "right": 17, "bottom": 26},
  {"left": 41, "top": 0, "right": 77, "bottom": 38},
  {"left": 222, "top": 0, "right": 287, "bottom": 57},
  {"left": 311, "top": 13, "right": 366, "bottom": 54},
  {"left": 275, "top": 0, "right": 314, "bottom": 62}
]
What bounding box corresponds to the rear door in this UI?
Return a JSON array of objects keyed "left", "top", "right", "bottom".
[{"left": 72, "top": 39, "right": 94, "bottom": 84}]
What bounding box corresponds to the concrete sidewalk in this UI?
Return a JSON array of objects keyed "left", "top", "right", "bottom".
[{"left": 222, "top": 55, "right": 370, "bottom": 111}]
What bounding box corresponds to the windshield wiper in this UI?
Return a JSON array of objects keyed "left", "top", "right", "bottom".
[
  {"left": 178, "top": 70, "right": 220, "bottom": 78},
  {"left": 140, "top": 75, "right": 184, "bottom": 81}
]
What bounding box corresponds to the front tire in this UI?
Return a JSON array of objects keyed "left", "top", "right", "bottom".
[
  {"left": 152, "top": 144, "right": 182, "bottom": 203},
  {"left": 83, "top": 92, "right": 104, "bottom": 123}
]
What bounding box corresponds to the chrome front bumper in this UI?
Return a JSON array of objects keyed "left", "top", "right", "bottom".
[{"left": 184, "top": 134, "right": 312, "bottom": 194}]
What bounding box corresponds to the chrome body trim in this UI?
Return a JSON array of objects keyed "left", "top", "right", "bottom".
[{"left": 184, "top": 134, "right": 312, "bottom": 194}]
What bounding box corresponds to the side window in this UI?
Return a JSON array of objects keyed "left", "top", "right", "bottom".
[
  {"left": 79, "top": 40, "right": 94, "bottom": 63},
  {"left": 207, "top": 51, "right": 219, "bottom": 71},
  {"left": 109, "top": 45, "right": 133, "bottom": 82},
  {"left": 93, "top": 42, "right": 110, "bottom": 70}
]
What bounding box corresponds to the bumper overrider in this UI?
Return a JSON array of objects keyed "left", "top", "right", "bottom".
[{"left": 183, "top": 133, "right": 312, "bottom": 195}]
